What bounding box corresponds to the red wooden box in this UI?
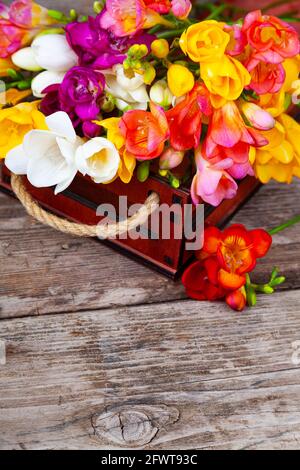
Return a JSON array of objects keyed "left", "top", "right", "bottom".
[{"left": 0, "top": 162, "right": 260, "bottom": 278}]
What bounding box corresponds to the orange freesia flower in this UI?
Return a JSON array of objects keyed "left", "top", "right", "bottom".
[
  {"left": 119, "top": 102, "right": 169, "bottom": 160},
  {"left": 199, "top": 224, "right": 272, "bottom": 290},
  {"left": 0, "top": 88, "right": 32, "bottom": 109}
]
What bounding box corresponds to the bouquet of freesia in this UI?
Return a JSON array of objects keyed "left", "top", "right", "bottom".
[
  {"left": 1, "top": 0, "right": 300, "bottom": 312},
  {"left": 1, "top": 0, "right": 299, "bottom": 204}
]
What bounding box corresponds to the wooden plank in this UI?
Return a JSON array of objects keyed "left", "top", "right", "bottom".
[
  {"left": 1, "top": 291, "right": 300, "bottom": 450},
  {"left": 1, "top": 178, "right": 300, "bottom": 319}
]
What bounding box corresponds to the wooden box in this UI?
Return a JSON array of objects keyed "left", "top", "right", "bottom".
[{"left": 0, "top": 163, "right": 260, "bottom": 278}]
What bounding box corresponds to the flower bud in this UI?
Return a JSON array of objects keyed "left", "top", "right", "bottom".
[
  {"left": 151, "top": 39, "right": 170, "bottom": 59},
  {"left": 241, "top": 102, "right": 275, "bottom": 131},
  {"left": 31, "top": 34, "right": 78, "bottom": 72},
  {"left": 167, "top": 64, "right": 195, "bottom": 97},
  {"left": 159, "top": 147, "right": 184, "bottom": 170},
  {"left": 226, "top": 288, "right": 247, "bottom": 312},
  {"left": 11, "top": 47, "right": 43, "bottom": 72},
  {"left": 150, "top": 80, "right": 174, "bottom": 108},
  {"left": 31, "top": 70, "right": 65, "bottom": 98},
  {"left": 137, "top": 161, "right": 150, "bottom": 183},
  {"left": 143, "top": 64, "right": 156, "bottom": 85}
]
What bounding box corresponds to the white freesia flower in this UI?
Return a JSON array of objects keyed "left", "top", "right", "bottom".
[
  {"left": 150, "top": 79, "right": 175, "bottom": 108},
  {"left": 11, "top": 47, "right": 43, "bottom": 72},
  {"left": 103, "top": 64, "right": 149, "bottom": 111},
  {"left": 5, "top": 112, "right": 83, "bottom": 194},
  {"left": 75, "top": 138, "right": 120, "bottom": 184},
  {"left": 31, "top": 70, "right": 66, "bottom": 98},
  {"left": 31, "top": 34, "right": 78, "bottom": 72}
]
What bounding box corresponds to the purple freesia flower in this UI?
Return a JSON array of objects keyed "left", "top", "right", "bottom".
[
  {"left": 65, "top": 13, "right": 154, "bottom": 69},
  {"left": 40, "top": 66, "right": 105, "bottom": 138}
]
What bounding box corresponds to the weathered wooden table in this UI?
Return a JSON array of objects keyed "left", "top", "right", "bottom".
[{"left": 1, "top": 0, "right": 300, "bottom": 451}]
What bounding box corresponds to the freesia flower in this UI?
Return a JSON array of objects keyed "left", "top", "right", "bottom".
[
  {"left": 150, "top": 79, "right": 174, "bottom": 109},
  {"left": 41, "top": 67, "right": 106, "bottom": 138},
  {"left": 99, "top": 0, "right": 172, "bottom": 37},
  {"left": 245, "top": 56, "right": 286, "bottom": 95},
  {"left": 200, "top": 55, "right": 251, "bottom": 108},
  {"left": 0, "top": 0, "right": 56, "bottom": 58},
  {"left": 0, "top": 101, "right": 46, "bottom": 157},
  {"left": 5, "top": 111, "right": 83, "bottom": 194},
  {"left": 66, "top": 15, "right": 154, "bottom": 69},
  {"left": 191, "top": 150, "right": 238, "bottom": 207},
  {"left": 167, "top": 64, "right": 195, "bottom": 98},
  {"left": 31, "top": 70, "right": 65, "bottom": 98},
  {"left": 75, "top": 137, "right": 120, "bottom": 184},
  {"left": 283, "top": 56, "right": 300, "bottom": 93},
  {"left": 226, "top": 288, "right": 247, "bottom": 312},
  {"left": 31, "top": 34, "right": 78, "bottom": 73},
  {"left": 11, "top": 46, "right": 42, "bottom": 71},
  {"left": 119, "top": 102, "right": 169, "bottom": 160},
  {"left": 182, "top": 259, "right": 227, "bottom": 301},
  {"left": 99, "top": 117, "right": 136, "bottom": 183},
  {"left": 242, "top": 10, "right": 300, "bottom": 64},
  {"left": 256, "top": 90, "right": 286, "bottom": 118},
  {"left": 171, "top": 0, "right": 191, "bottom": 18},
  {"left": 203, "top": 101, "right": 268, "bottom": 177},
  {"left": 180, "top": 21, "right": 230, "bottom": 63},
  {"left": 103, "top": 64, "right": 149, "bottom": 112},
  {"left": 250, "top": 114, "right": 300, "bottom": 184},
  {"left": 224, "top": 24, "right": 247, "bottom": 57},
  {"left": 159, "top": 147, "right": 184, "bottom": 170},
  {"left": 182, "top": 224, "right": 272, "bottom": 311},
  {"left": 166, "top": 83, "right": 212, "bottom": 151},
  {"left": 240, "top": 102, "right": 275, "bottom": 131},
  {"left": 0, "top": 88, "right": 31, "bottom": 109}
]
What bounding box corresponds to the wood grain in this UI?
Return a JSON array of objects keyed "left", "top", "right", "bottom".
[
  {"left": 0, "top": 291, "right": 300, "bottom": 450},
  {"left": 1, "top": 178, "right": 300, "bottom": 319}
]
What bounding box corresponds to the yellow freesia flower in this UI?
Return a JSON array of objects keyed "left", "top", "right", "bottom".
[
  {"left": 250, "top": 114, "right": 300, "bottom": 184},
  {"left": 180, "top": 20, "right": 230, "bottom": 63},
  {"left": 0, "top": 101, "right": 47, "bottom": 158},
  {"left": 167, "top": 64, "right": 195, "bottom": 97},
  {"left": 0, "top": 88, "right": 32, "bottom": 109},
  {"left": 283, "top": 55, "right": 300, "bottom": 92},
  {"left": 98, "top": 118, "right": 136, "bottom": 184},
  {"left": 256, "top": 90, "right": 286, "bottom": 118},
  {"left": 200, "top": 55, "right": 251, "bottom": 108}
]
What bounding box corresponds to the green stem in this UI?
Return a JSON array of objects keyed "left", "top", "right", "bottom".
[
  {"left": 205, "top": 4, "right": 227, "bottom": 20},
  {"left": 157, "top": 28, "right": 186, "bottom": 39},
  {"left": 269, "top": 215, "right": 300, "bottom": 236}
]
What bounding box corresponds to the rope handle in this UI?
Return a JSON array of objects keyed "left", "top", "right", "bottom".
[{"left": 11, "top": 174, "right": 160, "bottom": 239}]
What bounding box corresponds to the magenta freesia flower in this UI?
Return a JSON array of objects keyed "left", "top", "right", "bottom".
[
  {"left": 41, "top": 67, "right": 106, "bottom": 138},
  {"left": 66, "top": 14, "right": 154, "bottom": 69}
]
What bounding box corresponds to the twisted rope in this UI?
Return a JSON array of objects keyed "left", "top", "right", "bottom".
[{"left": 11, "top": 174, "right": 160, "bottom": 239}]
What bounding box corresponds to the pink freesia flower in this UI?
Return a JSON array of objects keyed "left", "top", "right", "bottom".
[
  {"left": 203, "top": 102, "right": 269, "bottom": 179},
  {"left": 191, "top": 149, "right": 238, "bottom": 207},
  {"left": 171, "top": 0, "right": 191, "bottom": 19},
  {"left": 99, "top": 0, "right": 172, "bottom": 37},
  {"left": 0, "top": 0, "right": 55, "bottom": 58},
  {"left": 245, "top": 56, "right": 286, "bottom": 95},
  {"left": 224, "top": 24, "right": 247, "bottom": 56},
  {"left": 242, "top": 10, "right": 300, "bottom": 64}
]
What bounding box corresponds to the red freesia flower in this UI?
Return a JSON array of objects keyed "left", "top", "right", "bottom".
[
  {"left": 144, "top": 0, "right": 171, "bottom": 14},
  {"left": 200, "top": 225, "right": 272, "bottom": 290},
  {"left": 242, "top": 10, "right": 300, "bottom": 64},
  {"left": 182, "top": 224, "right": 273, "bottom": 312},
  {"left": 182, "top": 258, "right": 227, "bottom": 301},
  {"left": 166, "top": 83, "right": 212, "bottom": 152},
  {"left": 119, "top": 102, "right": 169, "bottom": 160}
]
